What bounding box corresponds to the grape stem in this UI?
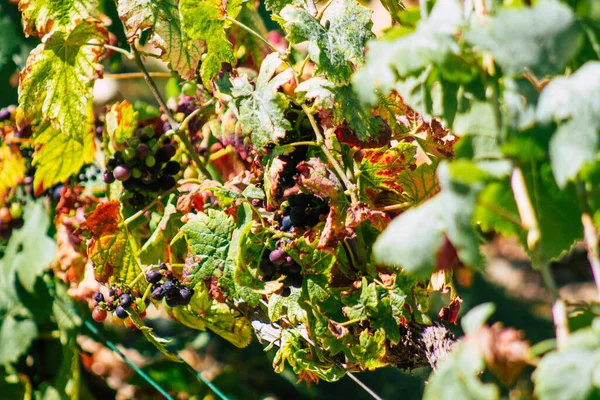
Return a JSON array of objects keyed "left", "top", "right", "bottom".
[
  {"left": 131, "top": 45, "right": 214, "bottom": 179},
  {"left": 103, "top": 72, "right": 172, "bottom": 80},
  {"left": 124, "top": 185, "right": 178, "bottom": 226}
]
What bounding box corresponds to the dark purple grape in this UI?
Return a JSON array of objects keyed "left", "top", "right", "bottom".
[
  {"left": 109, "top": 288, "right": 116, "bottom": 297},
  {"left": 155, "top": 148, "right": 169, "bottom": 163},
  {"left": 162, "top": 280, "right": 176, "bottom": 295},
  {"left": 145, "top": 270, "right": 162, "bottom": 284},
  {"left": 95, "top": 126, "right": 103, "bottom": 137},
  {"left": 160, "top": 175, "right": 177, "bottom": 190},
  {"left": 115, "top": 305, "right": 128, "bottom": 319},
  {"left": 281, "top": 287, "right": 291, "bottom": 297},
  {"left": 122, "top": 179, "right": 137, "bottom": 190},
  {"left": 0, "top": 108, "right": 10, "bottom": 121},
  {"left": 284, "top": 262, "right": 301, "bottom": 275},
  {"left": 179, "top": 288, "right": 194, "bottom": 304},
  {"left": 290, "top": 207, "right": 306, "bottom": 225},
  {"left": 107, "top": 158, "right": 118, "bottom": 168},
  {"left": 164, "top": 270, "right": 174, "bottom": 280},
  {"left": 119, "top": 293, "right": 132, "bottom": 308},
  {"left": 282, "top": 206, "right": 291, "bottom": 216},
  {"left": 139, "top": 133, "right": 150, "bottom": 143},
  {"left": 259, "top": 259, "right": 276, "bottom": 276},
  {"left": 164, "top": 161, "right": 181, "bottom": 175},
  {"left": 136, "top": 143, "right": 150, "bottom": 159},
  {"left": 269, "top": 249, "right": 287, "bottom": 265},
  {"left": 281, "top": 216, "right": 292, "bottom": 231},
  {"left": 52, "top": 185, "right": 64, "bottom": 201},
  {"left": 284, "top": 274, "right": 303, "bottom": 288},
  {"left": 131, "top": 193, "right": 145, "bottom": 206},
  {"left": 93, "top": 291, "right": 104, "bottom": 304},
  {"left": 113, "top": 166, "right": 131, "bottom": 181},
  {"left": 103, "top": 171, "right": 115, "bottom": 183},
  {"left": 163, "top": 144, "right": 176, "bottom": 159},
  {"left": 159, "top": 263, "right": 168, "bottom": 270},
  {"left": 151, "top": 286, "right": 165, "bottom": 300},
  {"left": 10, "top": 219, "right": 24, "bottom": 230},
  {"left": 165, "top": 291, "right": 183, "bottom": 307},
  {"left": 114, "top": 151, "right": 123, "bottom": 161}
]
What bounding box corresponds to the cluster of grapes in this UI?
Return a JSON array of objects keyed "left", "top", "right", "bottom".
[
  {"left": 146, "top": 264, "right": 194, "bottom": 307},
  {"left": 280, "top": 193, "right": 328, "bottom": 232},
  {"left": 102, "top": 127, "right": 181, "bottom": 204},
  {"left": 260, "top": 247, "right": 303, "bottom": 297},
  {"left": 91, "top": 285, "right": 146, "bottom": 323},
  {"left": 0, "top": 202, "right": 24, "bottom": 241}
]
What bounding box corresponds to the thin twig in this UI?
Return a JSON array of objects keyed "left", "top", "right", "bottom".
[
  {"left": 582, "top": 213, "right": 600, "bottom": 302},
  {"left": 124, "top": 186, "right": 178, "bottom": 226},
  {"left": 374, "top": 202, "right": 412, "bottom": 212},
  {"left": 224, "top": 16, "right": 279, "bottom": 53},
  {"left": 103, "top": 72, "right": 172, "bottom": 80},
  {"left": 85, "top": 43, "right": 134, "bottom": 59},
  {"left": 316, "top": 0, "right": 335, "bottom": 19}
]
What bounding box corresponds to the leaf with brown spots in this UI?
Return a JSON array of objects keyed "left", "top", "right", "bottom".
[
  {"left": 81, "top": 201, "right": 143, "bottom": 291},
  {"left": 297, "top": 158, "right": 344, "bottom": 201},
  {"left": 357, "top": 142, "right": 417, "bottom": 196}
]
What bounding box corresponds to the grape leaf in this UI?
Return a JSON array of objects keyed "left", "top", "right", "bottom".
[
  {"left": 536, "top": 62, "right": 600, "bottom": 187},
  {"left": 19, "top": 0, "right": 99, "bottom": 37},
  {"left": 128, "top": 311, "right": 181, "bottom": 362},
  {"left": 423, "top": 343, "right": 499, "bottom": 400},
  {"left": 353, "top": 0, "right": 466, "bottom": 105},
  {"left": 358, "top": 143, "right": 417, "bottom": 196},
  {"left": 466, "top": 0, "right": 581, "bottom": 77},
  {"left": 280, "top": 0, "right": 374, "bottom": 84},
  {"left": 32, "top": 117, "right": 95, "bottom": 193},
  {"left": 373, "top": 162, "right": 483, "bottom": 279},
  {"left": 533, "top": 319, "right": 600, "bottom": 400},
  {"left": 296, "top": 78, "right": 386, "bottom": 143},
  {"left": 0, "top": 316, "right": 37, "bottom": 365},
  {"left": 118, "top": 0, "right": 203, "bottom": 81},
  {"left": 82, "top": 201, "right": 143, "bottom": 292},
  {"left": 19, "top": 20, "right": 107, "bottom": 139},
  {"left": 397, "top": 160, "right": 440, "bottom": 206},
  {"left": 0, "top": 201, "right": 55, "bottom": 293},
  {"left": 0, "top": 142, "right": 26, "bottom": 197},
  {"left": 181, "top": 209, "right": 235, "bottom": 289},
  {"left": 349, "top": 329, "right": 387, "bottom": 370},
  {"left": 474, "top": 180, "right": 524, "bottom": 239},
  {"left": 139, "top": 198, "right": 184, "bottom": 265},
  {"left": 179, "top": 0, "right": 243, "bottom": 85},
  {"left": 170, "top": 290, "right": 253, "bottom": 348},
  {"left": 265, "top": 0, "right": 305, "bottom": 14},
  {"left": 231, "top": 52, "right": 293, "bottom": 148},
  {"left": 105, "top": 101, "right": 139, "bottom": 149},
  {"left": 234, "top": 3, "right": 270, "bottom": 69}
]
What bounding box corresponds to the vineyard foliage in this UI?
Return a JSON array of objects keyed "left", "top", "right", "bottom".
[{"left": 0, "top": 0, "right": 599, "bottom": 398}]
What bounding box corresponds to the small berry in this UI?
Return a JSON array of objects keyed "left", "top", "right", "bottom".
[
  {"left": 136, "top": 143, "right": 150, "bottom": 159},
  {"left": 269, "top": 249, "right": 287, "bottom": 265},
  {"left": 145, "top": 269, "right": 162, "bottom": 284},
  {"left": 115, "top": 306, "right": 128, "bottom": 319},
  {"left": 120, "top": 293, "right": 132, "bottom": 308},
  {"left": 164, "top": 161, "right": 181, "bottom": 175},
  {"left": 93, "top": 291, "right": 104, "bottom": 304},
  {"left": 179, "top": 288, "right": 194, "bottom": 304},
  {"left": 151, "top": 286, "right": 165, "bottom": 300},
  {"left": 113, "top": 166, "right": 131, "bottom": 181},
  {"left": 92, "top": 307, "right": 107, "bottom": 322},
  {"left": 281, "top": 216, "right": 292, "bottom": 231},
  {"left": 163, "top": 280, "right": 176, "bottom": 294}
]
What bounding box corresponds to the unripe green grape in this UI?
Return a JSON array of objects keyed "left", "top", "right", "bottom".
[
  {"left": 145, "top": 155, "right": 156, "bottom": 167},
  {"left": 123, "top": 147, "right": 136, "bottom": 160},
  {"left": 132, "top": 168, "right": 142, "bottom": 179},
  {"left": 141, "top": 126, "right": 154, "bottom": 137},
  {"left": 182, "top": 81, "right": 197, "bottom": 97},
  {"left": 9, "top": 203, "right": 23, "bottom": 219}
]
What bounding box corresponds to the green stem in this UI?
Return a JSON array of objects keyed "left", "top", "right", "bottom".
[
  {"left": 141, "top": 282, "right": 153, "bottom": 303},
  {"left": 128, "top": 272, "right": 146, "bottom": 289},
  {"left": 124, "top": 186, "right": 178, "bottom": 226},
  {"left": 225, "top": 16, "right": 279, "bottom": 53}
]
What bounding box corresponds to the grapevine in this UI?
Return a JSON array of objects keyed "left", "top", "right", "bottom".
[{"left": 0, "top": 0, "right": 599, "bottom": 399}]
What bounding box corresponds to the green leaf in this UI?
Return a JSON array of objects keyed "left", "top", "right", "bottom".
[
  {"left": 462, "top": 303, "right": 496, "bottom": 334},
  {"left": 232, "top": 52, "right": 293, "bottom": 148},
  {"left": 0, "top": 316, "right": 37, "bottom": 366},
  {"left": 19, "top": 0, "right": 99, "bottom": 36},
  {"left": 105, "top": 101, "right": 139, "bottom": 148},
  {"left": 397, "top": 160, "right": 440, "bottom": 206},
  {"left": 465, "top": 0, "right": 581, "bottom": 76},
  {"left": 353, "top": 0, "right": 466, "bottom": 105},
  {"left": 280, "top": 0, "right": 374, "bottom": 84},
  {"left": 374, "top": 162, "right": 483, "bottom": 279},
  {"left": 424, "top": 342, "right": 499, "bottom": 400},
  {"left": 139, "top": 198, "right": 183, "bottom": 265},
  {"left": 1, "top": 201, "right": 55, "bottom": 292},
  {"left": 452, "top": 102, "right": 498, "bottom": 138},
  {"left": 265, "top": 0, "right": 305, "bottom": 14},
  {"left": 349, "top": 329, "right": 387, "bottom": 370},
  {"left": 537, "top": 62, "right": 600, "bottom": 187},
  {"left": 32, "top": 119, "right": 96, "bottom": 192},
  {"left": 181, "top": 209, "right": 236, "bottom": 288},
  {"left": 19, "top": 20, "right": 107, "bottom": 139},
  {"left": 524, "top": 162, "right": 583, "bottom": 260},
  {"left": 533, "top": 319, "right": 600, "bottom": 400},
  {"left": 474, "top": 180, "right": 524, "bottom": 239},
  {"left": 179, "top": 0, "right": 243, "bottom": 85},
  {"left": 358, "top": 143, "right": 417, "bottom": 196},
  {"left": 118, "top": 0, "right": 203, "bottom": 81}
]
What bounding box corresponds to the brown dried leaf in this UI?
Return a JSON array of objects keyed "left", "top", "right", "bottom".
[{"left": 438, "top": 296, "right": 462, "bottom": 325}]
